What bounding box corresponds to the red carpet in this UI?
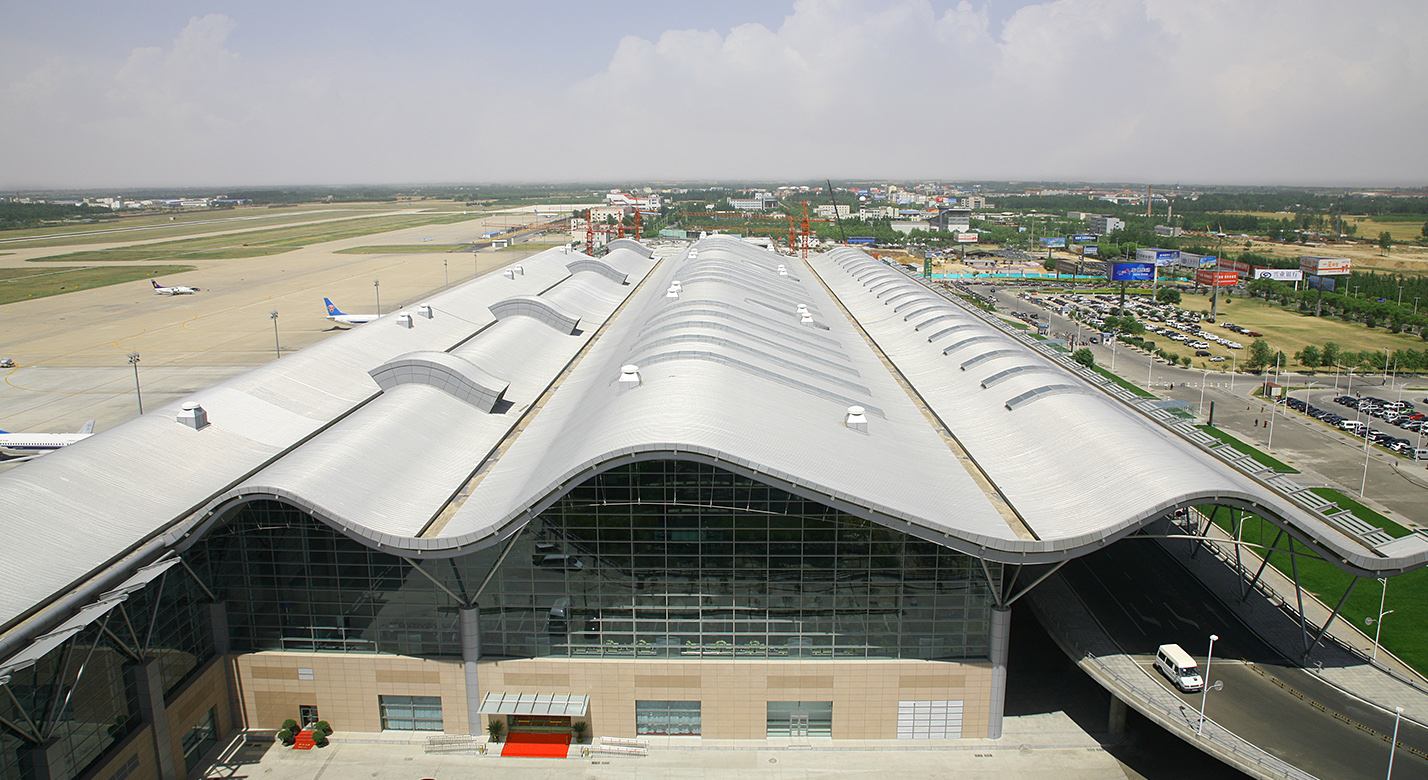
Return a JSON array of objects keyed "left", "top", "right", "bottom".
[{"left": 500, "top": 732, "right": 570, "bottom": 758}]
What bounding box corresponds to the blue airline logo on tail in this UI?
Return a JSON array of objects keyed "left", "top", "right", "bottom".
[{"left": 324, "top": 298, "right": 343, "bottom": 316}]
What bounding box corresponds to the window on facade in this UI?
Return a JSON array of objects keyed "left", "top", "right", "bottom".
[
  {"left": 635, "top": 701, "right": 701, "bottom": 736},
  {"left": 379, "top": 696, "right": 443, "bottom": 731},
  {"left": 896, "top": 700, "right": 962, "bottom": 739},
  {"left": 181, "top": 707, "right": 218, "bottom": 771},
  {"left": 766, "top": 701, "right": 832, "bottom": 737}
]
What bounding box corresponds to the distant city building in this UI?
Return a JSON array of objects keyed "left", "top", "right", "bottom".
[
  {"left": 1154, "top": 225, "right": 1184, "bottom": 237},
  {"left": 815, "top": 204, "right": 854, "bottom": 220},
  {"left": 929, "top": 207, "right": 971, "bottom": 233},
  {"left": 1085, "top": 214, "right": 1125, "bottom": 235},
  {"left": 729, "top": 193, "right": 780, "bottom": 211},
  {"left": 604, "top": 190, "right": 663, "bottom": 211}
]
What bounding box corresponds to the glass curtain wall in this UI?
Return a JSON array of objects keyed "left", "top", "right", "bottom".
[{"left": 191, "top": 461, "right": 996, "bottom": 662}]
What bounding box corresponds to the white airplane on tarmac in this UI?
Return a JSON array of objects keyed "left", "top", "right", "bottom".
[
  {"left": 0, "top": 420, "right": 95, "bottom": 460},
  {"left": 324, "top": 298, "right": 379, "bottom": 325},
  {"left": 152, "top": 279, "right": 198, "bottom": 295}
]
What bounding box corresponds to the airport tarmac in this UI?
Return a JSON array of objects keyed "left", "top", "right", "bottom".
[{"left": 0, "top": 207, "right": 556, "bottom": 444}]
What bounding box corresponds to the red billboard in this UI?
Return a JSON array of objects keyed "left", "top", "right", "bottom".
[{"left": 1196, "top": 269, "right": 1238, "bottom": 287}]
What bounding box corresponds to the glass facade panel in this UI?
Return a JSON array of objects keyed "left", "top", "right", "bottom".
[
  {"left": 635, "top": 701, "right": 701, "bottom": 736},
  {"left": 189, "top": 462, "right": 996, "bottom": 662},
  {"left": 379, "top": 696, "right": 443, "bottom": 731}
]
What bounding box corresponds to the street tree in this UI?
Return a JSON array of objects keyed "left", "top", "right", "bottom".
[{"left": 1247, "top": 339, "right": 1273, "bottom": 371}]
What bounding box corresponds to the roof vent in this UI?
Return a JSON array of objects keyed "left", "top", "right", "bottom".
[
  {"left": 513, "top": 265, "right": 525, "bottom": 276},
  {"left": 844, "top": 405, "right": 868, "bottom": 433},
  {"left": 797, "top": 304, "right": 813, "bottom": 325},
  {"left": 670, "top": 280, "right": 683, "bottom": 292},
  {"left": 504, "top": 268, "right": 516, "bottom": 279},
  {"left": 666, "top": 285, "right": 680, "bottom": 299},
  {"left": 416, "top": 304, "right": 433, "bottom": 319},
  {"left": 395, "top": 313, "right": 413, "bottom": 328},
  {"left": 777, "top": 264, "right": 788, "bottom": 276},
  {"left": 177, "top": 401, "right": 209, "bottom": 431},
  {"left": 619, "top": 364, "right": 641, "bottom": 390}
]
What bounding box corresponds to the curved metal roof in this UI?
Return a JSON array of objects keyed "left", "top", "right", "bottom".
[{"left": 3, "top": 238, "right": 1426, "bottom": 650}]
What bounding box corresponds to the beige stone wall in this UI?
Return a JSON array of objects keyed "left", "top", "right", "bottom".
[
  {"left": 479, "top": 657, "right": 991, "bottom": 739},
  {"left": 234, "top": 652, "right": 468, "bottom": 734},
  {"left": 78, "top": 724, "right": 157, "bottom": 780},
  {"left": 228, "top": 652, "right": 991, "bottom": 739},
  {"left": 163, "top": 656, "right": 235, "bottom": 770}
]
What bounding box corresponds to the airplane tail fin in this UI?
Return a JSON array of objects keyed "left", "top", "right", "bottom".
[
  {"left": 324, "top": 298, "right": 344, "bottom": 316},
  {"left": 78, "top": 420, "right": 95, "bottom": 435},
  {"left": 152, "top": 280, "right": 162, "bottom": 289}
]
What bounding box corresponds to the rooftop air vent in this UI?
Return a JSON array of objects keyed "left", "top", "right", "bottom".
[
  {"left": 845, "top": 405, "right": 868, "bottom": 433},
  {"left": 177, "top": 401, "right": 209, "bottom": 430},
  {"left": 417, "top": 304, "right": 433, "bottom": 319},
  {"left": 666, "top": 285, "right": 680, "bottom": 299},
  {"left": 670, "top": 281, "right": 682, "bottom": 292},
  {"left": 619, "top": 364, "right": 641, "bottom": 390},
  {"left": 395, "top": 313, "right": 413, "bottom": 328},
  {"left": 777, "top": 264, "right": 788, "bottom": 276}
]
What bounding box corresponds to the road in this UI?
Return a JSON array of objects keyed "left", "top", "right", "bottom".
[{"left": 1063, "top": 541, "right": 1428, "bottom": 779}]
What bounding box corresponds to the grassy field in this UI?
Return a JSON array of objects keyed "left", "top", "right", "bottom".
[
  {"left": 1349, "top": 216, "right": 1428, "bottom": 243},
  {"left": 1196, "top": 425, "right": 1298, "bottom": 472},
  {"left": 1203, "top": 506, "right": 1428, "bottom": 674},
  {"left": 498, "top": 242, "right": 564, "bottom": 251},
  {"left": 0, "top": 264, "right": 196, "bottom": 304},
  {"left": 1175, "top": 292, "right": 1428, "bottom": 371},
  {"left": 1308, "top": 487, "right": 1409, "bottom": 537},
  {"left": 335, "top": 244, "right": 471, "bottom": 254},
  {"left": 28, "top": 212, "right": 483, "bottom": 263},
  {"left": 0, "top": 205, "right": 397, "bottom": 248},
  {"left": 1092, "top": 364, "right": 1155, "bottom": 396}
]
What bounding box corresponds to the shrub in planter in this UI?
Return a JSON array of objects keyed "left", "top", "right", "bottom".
[
  {"left": 313, "top": 732, "right": 329, "bottom": 747},
  {"left": 571, "top": 721, "right": 589, "bottom": 744},
  {"left": 281, "top": 719, "right": 299, "bottom": 733},
  {"left": 486, "top": 719, "right": 505, "bottom": 743},
  {"left": 276, "top": 729, "right": 294, "bottom": 746},
  {"left": 314, "top": 721, "right": 333, "bottom": 737}
]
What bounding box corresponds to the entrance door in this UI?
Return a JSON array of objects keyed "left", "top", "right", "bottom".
[
  {"left": 298, "top": 705, "right": 319, "bottom": 729},
  {"left": 788, "top": 713, "right": 809, "bottom": 738}
]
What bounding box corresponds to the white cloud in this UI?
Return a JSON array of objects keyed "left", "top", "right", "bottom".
[{"left": 0, "top": 0, "right": 1424, "bottom": 187}]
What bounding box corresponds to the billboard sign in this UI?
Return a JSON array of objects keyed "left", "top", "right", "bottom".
[
  {"left": 1308, "top": 275, "right": 1336, "bottom": 292},
  {"left": 1300, "top": 255, "right": 1351, "bottom": 276},
  {"left": 955, "top": 232, "right": 979, "bottom": 243},
  {"left": 1196, "top": 269, "right": 1238, "bottom": 287},
  {"left": 1254, "top": 268, "right": 1303, "bottom": 282},
  {"left": 1082, "top": 245, "right": 1099, "bottom": 256},
  {"left": 1072, "top": 234, "right": 1098, "bottom": 242},
  {"left": 1111, "top": 262, "right": 1155, "bottom": 281},
  {"left": 1041, "top": 237, "right": 1066, "bottom": 248},
  {"left": 1136, "top": 248, "right": 1180, "bottom": 266}
]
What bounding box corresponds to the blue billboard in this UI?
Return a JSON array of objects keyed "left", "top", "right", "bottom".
[
  {"left": 1082, "top": 245, "right": 1100, "bottom": 256},
  {"left": 1308, "top": 275, "right": 1336, "bottom": 292},
  {"left": 1111, "top": 262, "right": 1155, "bottom": 281},
  {"left": 1072, "top": 234, "right": 1098, "bottom": 242},
  {"left": 1041, "top": 237, "right": 1066, "bottom": 248}
]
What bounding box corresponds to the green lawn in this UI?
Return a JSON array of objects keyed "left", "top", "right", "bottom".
[
  {"left": 0, "top": 206, "right": 392, "bottom": 248},
  {"left": 1202, "top": 506, "right": 1428, "bottom": 675},
  {"left": 0, "top": 264, "right": 197, "bottom": 304},
  {"left": 1092, "top": 364, "right": 1155, "bottom": 396},
  {"left": 1309, "top": 488, "right": 1409, "bottom": 537},
  {"left": 1197, "top": 425, "right": 1298, "bottom": 472},
  {"left": 498, "top": 242, "right": 564, "bottom": 251},
  {"left": 28, "top": 213, "right": 482, "bottom": 262}
]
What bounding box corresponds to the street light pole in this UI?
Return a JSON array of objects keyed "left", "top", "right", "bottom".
[
  {"left": 1388, "top": 706, "right": 1404, "bottom": 779},
  {"left": 374, "top": 279, "right": 381, "bottom": 316},
  {"left": 444, "top": 257, "right": 449, "bottom": 289},
  {"left": 270, "top": 310, "right": 280, "bottom": 358},
  {"left": 1200, "top": 369, "right": 1208, "bottom": 418},
  {"left": 1366, "top": 578, "right": 1393, "bottom": 661},
  {"left": 1268, "top": 351, "right": 1280, "bottom": 452},
  {"left": 1197, "top": 633, "right": 1219, "bottom": 736},
  {"left": 127, "top": 352, "right": 143, "bottom": 415}
]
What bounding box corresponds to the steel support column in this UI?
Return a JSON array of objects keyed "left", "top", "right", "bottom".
[
  {"left": 987, "top": 607, "right": 1011, "bottom": 739},
  {"left": 460, "top": 606, "right": 482, "bottom": 737}
]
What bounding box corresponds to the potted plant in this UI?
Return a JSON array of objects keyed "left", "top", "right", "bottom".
[
  {"left": 275, "top": 728, "right": 294, "bottom": 746},
  {"left": 486, "top": 719, "right": 505, "bottom": 744},
  {"left": 312, "top": 721, "right": 333, "bottom": 747},
  {"left": 570, "top": 721, "right": 589, "bottom": 744}
]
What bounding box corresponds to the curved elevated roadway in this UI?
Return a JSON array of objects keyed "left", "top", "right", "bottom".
[{"left": 1030, "top": 538, "right": 1428, "bottom": 780}]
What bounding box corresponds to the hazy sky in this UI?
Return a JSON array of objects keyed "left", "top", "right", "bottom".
[{"left": 3, "top": 0, "right": 1425, "bottom": 189}]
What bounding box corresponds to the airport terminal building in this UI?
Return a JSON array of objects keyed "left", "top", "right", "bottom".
[{"left": 2, "top": 237, "right": 1423, "bottom": 780}]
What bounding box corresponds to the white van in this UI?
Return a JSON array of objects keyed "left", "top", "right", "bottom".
[
  {"left": 1338, "top": 420, "right": 1366, "bottom": 433},
  {"left": 1155, "top": 644, "right": 1204, "bottom": 692},
  {"left": 1413, "top": 448, "right": 1428, "bottom": 461}
]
